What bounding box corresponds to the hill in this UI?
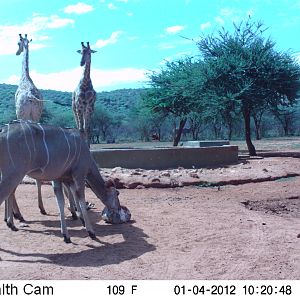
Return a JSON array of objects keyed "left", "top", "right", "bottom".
[{"left": 0, "top": 83, "right": 144, "bottom": 126}]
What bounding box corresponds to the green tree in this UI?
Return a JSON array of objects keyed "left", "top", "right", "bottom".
[
  {"left": 145, "top": 57, "right": 204, "bottom": 146},
  {"left": 90, "top": 104, "right": 114, "bottom": 143},
  {"left": 198, "top": 18, "right": 300, "bottom": 155}
]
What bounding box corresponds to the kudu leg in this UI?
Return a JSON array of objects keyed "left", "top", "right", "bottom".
[
  {"left": 5, "top": 193, "right": 18, "bottom": 231},
  {"left": 62, "top": 183, "right": 78, "bottom": 220},
  {"left": 36, "top": 180, "right": 46, "bottom": 215},
  {"left": 69, "top": 181, "right": 95, "bottom": 239},
  {"left": 52, "top": 180, "right": 71, "bottom": 243},
  {"left": 12, "top": 192, "right": 25, "bottom": 222},
  {"left": 0, "top": 172, "right": 24, "bottom": 208}
]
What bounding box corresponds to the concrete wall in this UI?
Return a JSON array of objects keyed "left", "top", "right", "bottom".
[
  {"left": 183, "top": 140, "right": 230, "bottom": 147},
  {"left": 91, "top": 145, "right": 238, "bottom": 169}
]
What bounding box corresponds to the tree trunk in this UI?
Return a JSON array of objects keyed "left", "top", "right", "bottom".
[
  {"left": 283, "top": 123, "right": 289, "bottom": 136},
  {"left": 253, "top": 115, "right": 261, "bottom": 140},
  {"left": 243, "top": 109, "right": 256, "bottom": 156},
  {"left": 173, "top": 118, "right": 187, "bottom": 146},
  {"left": 227, "top": 120, "right": 233, "bottom": 140}
]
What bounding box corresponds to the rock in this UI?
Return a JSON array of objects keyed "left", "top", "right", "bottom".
[
  {"left": 136, "top": 185, "right": 145, "bottom": 189},
  {"left": 161, "top": 172, "right": 171, "bottom": 177},
  {"left": 189, "top": 173, "right": 199, "bottom": 178},
  {"left": 131, "top": 171, "right": 142, "bottom": 175},
  {"left": 151, "top": 178, "right": 161, "bottom": 183}
]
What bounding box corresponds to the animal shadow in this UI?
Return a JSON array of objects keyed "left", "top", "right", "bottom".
[{"left": 0, "top": 213, "right": 156, "bottom": 268}]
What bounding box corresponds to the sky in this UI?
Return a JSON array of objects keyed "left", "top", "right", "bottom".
[{"left": 0, "top": 0, "right": 300, "bottom": 92}]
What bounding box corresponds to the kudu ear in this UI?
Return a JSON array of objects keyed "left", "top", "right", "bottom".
[
  {"left": 76, "top": 50, "right": 82, "bottom": 54},
  {"left": 91, "top": 49, "right": 97, "bottom": 53}
]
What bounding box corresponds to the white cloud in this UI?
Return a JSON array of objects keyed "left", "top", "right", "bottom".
[
  {"left": 64, "top": 2, "right": 94, "bottom": 14},
  {"left": 108, "top": 3, "right": 118, "bottom": 10},
  {"left": 45, "top": 15, "right": 75, "bottom": 28},
  {"left": 214, "top": 16, "right": 225, "bottom": 25},
  {"left": 200, "top": 22, "right": 211, "bottom": 30},
  {"left": 215, "top": 7, "right": 254, "bottom": 25},
  {"left": 116, "top": 0, "right": 129, "bottom": 2},
  {"left": 127, "top": 12, "right": 134, "bottom": 17},
  {"left": 165, "top": 25, "right": 186, "bottom": 34},
  {"left": 4, "top": 67, "right": 147, "bottom": 91},
  {"left": 0, "top": 14, "right": 74, "bottom": 55},
  {"left": 93, "top": 30, "right": 124, "bottom": 48},
  {"left": 219, "top": 8, "right": 235, "bottom": 17}
]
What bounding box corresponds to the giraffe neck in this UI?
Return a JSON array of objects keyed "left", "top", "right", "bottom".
[
  {"left": 82, "top": 59, "right": 91, "bottom": 82},
  {"left": 21, "top": 46, "right": 30, "bottom": 80}
]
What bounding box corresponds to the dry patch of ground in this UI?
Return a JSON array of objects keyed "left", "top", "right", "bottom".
[{"left": 0, "top": 157, "right": 299, "bottom": 280}]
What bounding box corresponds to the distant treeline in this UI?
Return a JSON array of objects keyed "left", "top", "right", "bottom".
[{"left": 1, "top": 82, "right": 300, "bottom": 145}]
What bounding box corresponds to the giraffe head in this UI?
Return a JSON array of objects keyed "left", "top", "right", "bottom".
[
  {"left": 76, "top": 42, "right": 97, "bottom": 66},
  {"left": 16, "top": 34, "right": 32, "bottom": 56}
]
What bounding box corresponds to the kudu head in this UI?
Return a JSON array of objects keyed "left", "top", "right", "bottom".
[{"left": 101, "top": 179, "right": 131, "bottom": 224}]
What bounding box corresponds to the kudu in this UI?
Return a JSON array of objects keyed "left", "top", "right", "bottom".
[{"left": 0, "top": 120, "right": 130, "bottom": 243}]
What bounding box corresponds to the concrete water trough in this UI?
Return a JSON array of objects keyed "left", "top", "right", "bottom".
[
  {"left": 91, "top": 145, "right": 238, "bottom": 169},
  {"left": 183, "top": 140, "right": 230, "bottom": 147}
]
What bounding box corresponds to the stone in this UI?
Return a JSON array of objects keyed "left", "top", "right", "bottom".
[
  {"left": 161, "top": 172, "right": 171, "bottom": 177},
  {"left": 189, "top": 173, "right": 200, "bottom": 178}
]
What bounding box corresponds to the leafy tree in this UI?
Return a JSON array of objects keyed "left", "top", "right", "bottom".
[
  {"left": 145, "top": 57, "right": 204, "bottom": 146},
  {"left": 90, "top": 103, "right": 115, "bottom": 143},
  {"left": 271, "top": 105, "right": 297, "bottom": 136},
  {"left": 187, "top": 111, "right": 209, "bottom": 140},
  {"left": 198, "top": 17, "right": 300, "bottom": 155}
]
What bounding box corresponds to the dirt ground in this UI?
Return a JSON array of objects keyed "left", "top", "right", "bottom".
[{"left": 0, "top": 157, "right": 300, "bottom": 280}]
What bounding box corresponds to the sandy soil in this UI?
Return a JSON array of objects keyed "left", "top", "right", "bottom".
[{"left": 0, "top": 157, "right": 300, "bottom": 280}]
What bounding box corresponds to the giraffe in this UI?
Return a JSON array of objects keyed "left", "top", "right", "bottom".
[
  {"left": 15, "top": 34, "right": 43, "bottom": 121},
  {"left": 14, "top": 33, "right": 46, "bottom": 215},
  {"left": 72, "top": 42, "right": 97, "bottom": 147}
]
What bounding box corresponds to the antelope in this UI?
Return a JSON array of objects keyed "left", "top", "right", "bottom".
[{"left": 0, "top": 120, "right": 130, "bottom": 243}]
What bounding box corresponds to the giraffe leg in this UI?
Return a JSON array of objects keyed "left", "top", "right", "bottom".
[
  {"left": 83, "top": 109, "right": 93, "bottom": 148},
  {"left": 75, "top": 104, "right": 84, "bottom": 133}
]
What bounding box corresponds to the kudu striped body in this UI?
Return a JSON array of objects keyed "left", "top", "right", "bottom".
[{"left": 0, "top": 121, "right": 129, "bottom": 243}]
